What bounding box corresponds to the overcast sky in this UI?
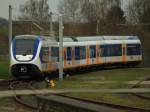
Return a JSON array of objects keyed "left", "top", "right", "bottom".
[{"left": 0, "top": 0, "right": 129, "bottom": 20}]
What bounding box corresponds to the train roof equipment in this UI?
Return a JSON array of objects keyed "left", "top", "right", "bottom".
[{"left": 14, "top": 35, "right": 140, "bottom": 42}]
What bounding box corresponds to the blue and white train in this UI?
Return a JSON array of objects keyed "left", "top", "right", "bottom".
[{"left": 10, "top": 35, "right": 142, "bottom": 79}]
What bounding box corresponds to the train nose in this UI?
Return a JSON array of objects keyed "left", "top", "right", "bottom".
[{"left": 11, "top": 64, "right": 43, "bottom": 79}]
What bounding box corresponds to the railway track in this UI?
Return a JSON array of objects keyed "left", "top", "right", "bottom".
[
  {"left": 0, "top": 79, "right": 16, "bottom": 90},
  {"left": 8, "top": 80, "right": 150, "bottom": 112},
  {"left": 69, "top": 67, "right": 150, "bottom": 103},
  {"left": 0, "top": 73, "right": 149, "bottom": 112},
  {"left": 4, "top": 87, "right": 150, "bottom": 112},
  {"left": 37, "top": 94, "right": 121, "bottom": 112},
  {"left": 8, "top": 85, "right": 150, "bottom": 112},
  {"left": 54, "top": 94, "right": 150, "bottom": 112},
  {"left": 131, "top": 76, "right": 150, "bottom": 101},
  {"left": 8, "top": 80, "right": 116, "bottom": 112},
  {"left": 9, "top": 80, "right": 38, "bottom": 110},
  {"left": 7, "top": 80, "right": 122, "bottom": 112}
]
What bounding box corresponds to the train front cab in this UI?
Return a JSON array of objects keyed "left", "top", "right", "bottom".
[{"left": 10, "top": 35, "right": 43, "bottom": 79}]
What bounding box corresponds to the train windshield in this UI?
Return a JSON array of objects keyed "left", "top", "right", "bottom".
[{"left": 15, "top": 39, "right": 35, "bottom": 55}]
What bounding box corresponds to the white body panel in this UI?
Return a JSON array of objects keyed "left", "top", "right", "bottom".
[
  {"left": 126, "top": 55, "right": 142, "bottom": 62},
  {"left": 105, "top": 56, "right": 123, "bottom": 63},
  {"left": 16, "top": 55, "right": 33, "bottom": 61}
]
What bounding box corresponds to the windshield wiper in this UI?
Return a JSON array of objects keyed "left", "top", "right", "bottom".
[{"left": 22, "top": 49, "right": 32, "bottom": 56}]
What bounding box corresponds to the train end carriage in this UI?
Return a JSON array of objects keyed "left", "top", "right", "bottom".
[
  {"left": 10, "top": 35, "right": 43, "bottom": 79},
  {"left": 124, "top": 36, "right": 142, "bottom": 66},
  {"left": 97, "top": 36, "right": 142, "bottom": 67}
]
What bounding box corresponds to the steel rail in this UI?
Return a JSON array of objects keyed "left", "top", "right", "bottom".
[
  {"left": 131, "top": 76, "right": 150, "bottom": 101},
  {"left": 9, "top": 80, "right": 38, "bottom": 110},
  {"left": 55, "top": 94, "right": 150, "bottom": 112}
]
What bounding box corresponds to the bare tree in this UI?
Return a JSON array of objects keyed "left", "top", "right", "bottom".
[
  {"left": 38, "top": 0, "right": 49, "bottom": 22},
  {"left": 19, "top": 0, "right": 49, "bottom": 23},
  {"left": 81, "top": 0, "right": 97, "bottom": 22},
  {"left": 127, "top": 0, "right": 150, "bottom": 23},
  {"left": 58, "top": 0, "right": 84, "bottom": 23},
  {"left": 106, "top": 6, "right": 126, "bottom": 24},
  {"left": 81, "top": 0, "right": 122, "bottom": 34},
  {"left": 58, "top": 0, "right": 122, "bottom": 23},
  {"left": 81, "top": 0, "right": 121, "bottom": 22}
]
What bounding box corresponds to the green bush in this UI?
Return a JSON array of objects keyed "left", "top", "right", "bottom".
[{"left": 0, "top": 27, "right": 8, "bottom": 36}]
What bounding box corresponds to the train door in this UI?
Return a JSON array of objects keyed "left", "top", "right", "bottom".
[
  {"left": 122, "top": 44, "right": 126, "bottom": 63},
  {"left": 80, "top": 46, "right": 86, "bottom": 65},
  {"left": 90, "top": 45, "right": 96, "bottom": 64},
  {"left": 74, "top": 46, "right": 80, "bottom": 66},
  {"left": 104, "top": 44, "right": 113, "bottom": 64},
  {"left": 63, "top": 48, "right": 67, "bottom": 67},
  {"left": 66, "top": 47, "right": 72, "bottom": 67},
  {"left": 100, "top": 45, "right": 106, "bottom": 64},
  {"left": 96, "top": 45, "right": 100, "bottom": 64},
  {"left": 72, "top": 47, "right": 75, "bottom": 66},
  {"left": 51, "top": 47, "right": 59, "bottom": 70},
  {"left": 86, "top": 45, "right": 90, "bottom": 65}
]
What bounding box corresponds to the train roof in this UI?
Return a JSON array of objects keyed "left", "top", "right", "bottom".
[
  {"left": 42, "top": 36, "right": 139, "bottom": 42},
  {"left": 15, "top": 35, "right": 38, "bottom": 39},
  {"left": 75, "top": 36, "right": 139, "bottom": 41},
  {"left": 14, "top": 35, "right": 141, "bottom": 47},
  {"left": 14, "top": 35, "right": 140, "bottom": 42}
]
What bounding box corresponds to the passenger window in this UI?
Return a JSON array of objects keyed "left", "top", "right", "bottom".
[
  {"left": 109, "top": 44, "right": 122, "bottom": 56},
  {"left": 100, "top": 45, "right": 106, "bottom": 57},
  {"left": 75, "top": 47, "right": 80, "bottom": 60},
  {"left": 67, "top": 47, "right": 72, "bottom": 61},
  {"left": 51, "top": 47, "right": 59, "bottom": 62},
  {"left": 80, "top": 46, "right": 86, "bottom": 59},
  {"left": 90, "top": 46, "right": 96, "bottom": 58},
  {"left": 100, "top": 44, "right": 122, "bottom": 57}
]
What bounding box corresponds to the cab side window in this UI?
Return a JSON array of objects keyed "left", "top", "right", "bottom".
[
  {"left": 41, "top": 47, "right": 49, "bottom": 63},
  {"left": 51, "top": 47, "right": 59, "bottom": 62}
]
